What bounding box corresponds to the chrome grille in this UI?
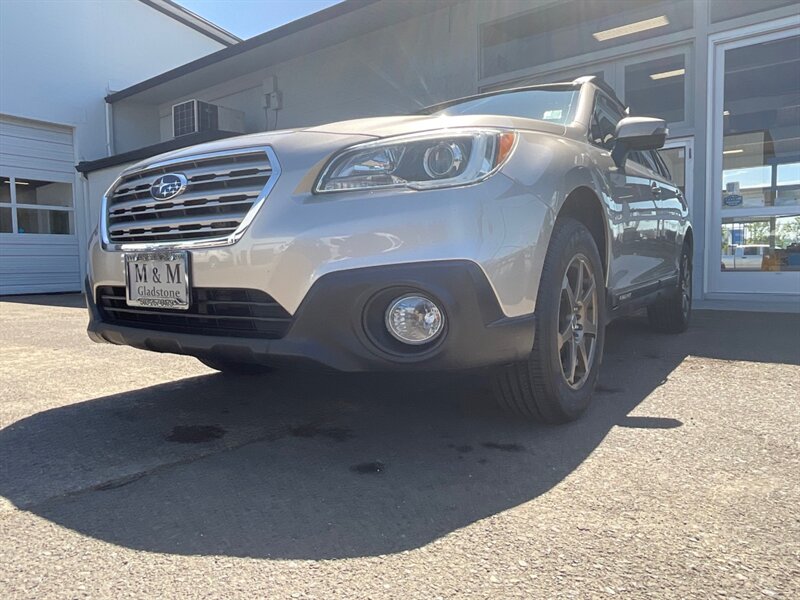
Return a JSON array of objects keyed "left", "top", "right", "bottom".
[{"left": 105, "top": 149, "right": 274, "bottom": 245}]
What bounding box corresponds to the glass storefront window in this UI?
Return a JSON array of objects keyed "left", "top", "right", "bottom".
[
  {"left": 480, "top": 0, "right": 693, "bottom": 79},
  {"left": 0, "top": 207, "right": 11, "bottom": 233},
  {"left": 710, "top": 0, "right": 797, "bottom": 24},
  {"left": 16, "top": 208, "right": 73, "bottom": 235},
  {"left": 14, "top": 180, "right": 73, "bottom": 207},
  {"left": 710, "top": 22, "right": 799, "bottom": 295},
  {"left": 721, "top": 35, "right": 800, "bottom": 210},
  {"left": 0, "top": 177, "right": 75, "bottom": 235},
  {"left": 624, "top": 54, "right": 686, "bottom": 123},
  {"left": 721, "top": 214, "right": 800, "bottom": 272}
]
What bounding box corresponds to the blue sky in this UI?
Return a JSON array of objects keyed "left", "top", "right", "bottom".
[{"left": 175, "top": 0, "right": 343, "bottom": 40}]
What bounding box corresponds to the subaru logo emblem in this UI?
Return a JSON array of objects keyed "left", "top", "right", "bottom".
[{"left": 150, "top": 173, "right": 188, "bottom": 201}]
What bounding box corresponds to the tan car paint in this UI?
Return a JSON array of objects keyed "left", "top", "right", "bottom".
[{"left": 89, "top": 104, "right": 689, "bottom": 320}]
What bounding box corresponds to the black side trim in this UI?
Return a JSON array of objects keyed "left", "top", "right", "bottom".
[
  {"left": 608, "top": 274, "right": 680, "bottom": 321},
  {"left": 285, "top": 261, "right": 533, "bottom": 368}
]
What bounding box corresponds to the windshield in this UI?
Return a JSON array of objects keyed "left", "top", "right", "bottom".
[{"left": 430, "top": 89, "right": 579, "bottom": 125}]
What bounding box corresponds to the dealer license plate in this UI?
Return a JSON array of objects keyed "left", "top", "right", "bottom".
[{"left": 125, "top": 252, "right": 190, "bottom": 310}]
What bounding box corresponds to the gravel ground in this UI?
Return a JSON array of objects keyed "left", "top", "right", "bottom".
[{"left": 0, "top": 294, "right": 798, "bottom": 599}]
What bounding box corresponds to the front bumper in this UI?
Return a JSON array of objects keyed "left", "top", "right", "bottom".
[{"left": 87, "top": 260, "right": 535, "bottom": 371}]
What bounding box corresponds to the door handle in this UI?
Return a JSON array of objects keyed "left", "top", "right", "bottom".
[{"left": 650, "top": 181, "right": 662, "bottom": 197}]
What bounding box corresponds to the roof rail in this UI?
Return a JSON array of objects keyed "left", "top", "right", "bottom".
[{"left": 572, "top": 75, "right": 626, "bottom": 109}]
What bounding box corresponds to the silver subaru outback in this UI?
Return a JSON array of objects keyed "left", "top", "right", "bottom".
[{"left": 86, "top": 76, "right": 692, "bottom": 424}]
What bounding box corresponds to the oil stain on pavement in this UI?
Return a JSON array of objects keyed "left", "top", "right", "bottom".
[{"left": 350, "top": 461, "right": 385, "bottom": 474}]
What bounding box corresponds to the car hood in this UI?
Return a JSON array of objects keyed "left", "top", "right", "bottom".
[
  {"left": 121, "top": 113, "right": 567, "bottom": 176},
  {"left": 302, "top": 113, "right": 567, "bottom": 138}
]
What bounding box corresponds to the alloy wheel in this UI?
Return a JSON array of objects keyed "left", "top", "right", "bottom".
[
  {"left": 681, "top": 254, "right": 692, "bottom": 318},
  {"left": 557, "top": 254, "right": 599, "bottom": 390}
]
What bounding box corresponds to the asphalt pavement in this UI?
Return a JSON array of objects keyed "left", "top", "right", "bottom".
[{"left": 0, "top": 294, "right": 798, "bottom": 599}]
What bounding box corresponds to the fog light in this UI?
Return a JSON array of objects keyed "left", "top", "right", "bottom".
[{"left": 385, "top": 295, "right": 444, "bottom": 345}]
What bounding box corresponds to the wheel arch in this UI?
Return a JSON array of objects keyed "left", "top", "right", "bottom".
[
  {"left": 684, "top": 225, "right": 694, "bottom": 255},
  {"left": 555, "top": 185, "right": 610, "bottom": 281}
]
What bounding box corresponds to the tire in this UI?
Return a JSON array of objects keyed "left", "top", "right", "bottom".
[
  {"left": 492, "top": 218, "right": 606, "bottom": 424},
  {"left": 647, "top": 243, "right": 692, "bottom": 334},
  {"left": 198, "top": 357, "right": 273, "bottom": 375}
]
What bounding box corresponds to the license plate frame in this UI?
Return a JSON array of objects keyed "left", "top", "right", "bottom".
[{"left": 124, "top": 251, "right": 191, "bottom": 310}]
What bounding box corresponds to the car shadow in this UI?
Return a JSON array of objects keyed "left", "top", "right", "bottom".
[{"left": 1, "top": 311, "right": 797, "bottom": 560}]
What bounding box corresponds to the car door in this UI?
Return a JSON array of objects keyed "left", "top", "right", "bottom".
[
  {"left": 589, "top": 93, "right": 661, "bottom": 297},
  {"left": 616, "top": 153, "right": 663, "bottom": 286},
  {"left": 636, "top": 149, "right": 685, "bottom": 281}
]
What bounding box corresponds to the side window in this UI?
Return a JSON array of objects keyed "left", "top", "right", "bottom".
[
  {"left": 590, "top": 94, "right": 624, "bottom": 150},
  {"left": 629, "top": 149, "right": 660, "bottom": 174},
  {"left": 649, "top": 150, "right": 667, "bottom": 178},
  {"left": 654, "top": 150, "right": 671, "bottom": 180},
  {"left": 743, "top": 247, "right": 759, "bottom": 256}
]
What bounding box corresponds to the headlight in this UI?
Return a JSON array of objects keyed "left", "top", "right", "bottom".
[{"left": 315, "top": 128, "right": 517, "bottom": 193}]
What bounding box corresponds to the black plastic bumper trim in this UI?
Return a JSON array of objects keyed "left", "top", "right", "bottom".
[{"left": 86, "top": 261, "right": 535, "bottom": 371}]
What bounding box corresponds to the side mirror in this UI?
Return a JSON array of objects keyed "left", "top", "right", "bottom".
[{"left": 611, "top": 116, "right": 668, "bottom": 167}]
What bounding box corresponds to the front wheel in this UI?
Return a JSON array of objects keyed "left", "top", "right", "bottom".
[{"left": 492, "top": 218, "right": 606, "bottom": 424}]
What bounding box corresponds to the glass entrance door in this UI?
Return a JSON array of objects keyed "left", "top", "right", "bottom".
[
  {"left": 661, "top": 137, "right": 693, "bottom": 217},
  {"left": 709, "top": 22, "right": 800, "bottom": 297}
]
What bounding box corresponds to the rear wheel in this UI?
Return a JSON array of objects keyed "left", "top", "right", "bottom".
[
  {"left": 493, "top": 218, "right": 606, "bottom": 424},
  {"left": 647, "top": 243, "right": 692, "bottom": 334},
  {"left": 197, "top": 357, "right": 273, "bottom": 375}
]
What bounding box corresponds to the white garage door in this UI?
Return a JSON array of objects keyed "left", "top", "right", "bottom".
[{"left": 0, "top": 116, "right": 81, "bottom": 294}]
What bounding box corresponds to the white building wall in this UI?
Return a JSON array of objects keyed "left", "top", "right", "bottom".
[
  {"left": 0, "top": 0, "right": 224, "bottom": 161},
  {"left": 154, "top": 2, "right": 484, "bottom": 137},
  {"left": 0, "top": 0, "right": 225, "bottom": 292}
]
